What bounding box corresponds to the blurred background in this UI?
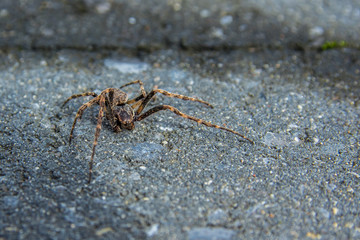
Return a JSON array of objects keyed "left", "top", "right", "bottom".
[{"left": 1, "top": 0, "right": 359, "bottom": 50}]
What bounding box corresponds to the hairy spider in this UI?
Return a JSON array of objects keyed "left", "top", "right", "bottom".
[{"left": 63, "top": 80, "right": 254, "bottom": 183}]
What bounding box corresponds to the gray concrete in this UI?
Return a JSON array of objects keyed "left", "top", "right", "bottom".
[
  {"left": 0, "top": 1, "right": 360, "bottom": 240},
  {"left": 1, "top": 0, "right": 360, "bottom": 49}
]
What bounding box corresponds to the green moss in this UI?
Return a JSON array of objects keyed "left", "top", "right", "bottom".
[{"left": 321, "top": 41, "right": 347, "bottom": 50}]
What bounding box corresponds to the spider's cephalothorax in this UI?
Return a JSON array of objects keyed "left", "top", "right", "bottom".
[
  {"left": 112, "top": 104, "right": 135, "bottom": 130},
  {"left": 63, "top": 80, "right": 254, "bottom": 183}
]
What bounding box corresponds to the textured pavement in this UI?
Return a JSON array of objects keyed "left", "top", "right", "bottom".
[{"left": 0, "top": 1, "right": 360, "bottom": 239}]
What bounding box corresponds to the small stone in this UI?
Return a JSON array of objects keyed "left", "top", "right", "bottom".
[
  {"left": 263, "top": 132, "right": 288, "bottom": 147},
  {"left": 146, "top": 224, "right": 159, "bottom": 237},
  {"left": 128, "top": 17, "right": 136, "bottom": 25},
  {"left": 104, "top": 59, "right": 149, "bottom": 74},
  {"left": 96, "top": 2, "right": 111, "bottom": 14},
  {"left": 200, "top": 9, "right": 210, "bottom": 18},
  {"left": 3, "top": 196, "right": 19, "bottom": 208},
  {"left": 207, "top": 209, "right": 228, "bottom": 225},
  {"left": 220, "top": 15, "right": 233, "bottom": 26},
  {"left": 309, "top": 26, "right": 324, "bottom": 38},
  {"left": 188, "top": 227, "right": 235, "bottom": 240},
  {"left": 318, "top": 208, "right": 330, "bottom": 219},
  {"left": 129, "top": 172, "right": 141, "bottom": 181},
  {"left": 0, "top": 9, "right": 9, "bottom": 18}
]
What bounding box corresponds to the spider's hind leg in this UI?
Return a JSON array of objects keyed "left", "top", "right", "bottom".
[{"left": 136, "top": 104, "right": 254, "bottom": 144}]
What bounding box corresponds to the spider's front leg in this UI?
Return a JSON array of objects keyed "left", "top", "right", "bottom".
[
  {"left": 135, "top": 88, "right": 213, "bottom": 116},
  {"left": 88, "top": 94, "right": 107, "bottom": 183},
  {"left": 68, "top": 97, "right": 99, "bottom": 143},
  {"left": 62, "top": 92, "right": 98, "bottom": 107},
  {"left": 119, "top": 80, "right": 146, "bottom": 98}
]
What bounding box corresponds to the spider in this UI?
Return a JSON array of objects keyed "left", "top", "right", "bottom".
[{"left": 63, "top": 80, "right": 254, "bottom": 183}]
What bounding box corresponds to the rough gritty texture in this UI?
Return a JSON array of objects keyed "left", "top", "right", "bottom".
[
  {"left": 1, "top": 0, "right": 360, "bottom": 239},
  {"left": 0, "top": 49, "right": 359, "bottom": 239}
]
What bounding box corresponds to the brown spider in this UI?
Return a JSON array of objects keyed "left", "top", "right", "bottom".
[{"left": 63, "top": 80, "right": 254, "bottom": 183}]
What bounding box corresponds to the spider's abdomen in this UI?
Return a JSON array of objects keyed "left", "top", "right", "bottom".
[{"left": 106, "top": 88, "right": 128, "bottom": 106}]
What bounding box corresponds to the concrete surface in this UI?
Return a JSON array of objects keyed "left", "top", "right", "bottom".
[{"left": 0, "top": 0, "right": 360, "bottom": 240}]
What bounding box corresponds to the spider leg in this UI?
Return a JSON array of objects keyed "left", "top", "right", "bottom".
[
  {"left": 119, "top": 80, "right": 146, "bottom": 98},
  {"left": 126, "top": 94, "right": 146, "bottom": 106},
  {"left": 135, "top": 105, "right": 254, "bottom": 144},
  {"left": 130, "top": 99, "right": 144, "bottom": 110},
  {"left": 62, "top": 92, "right": 98, "bottom": 107},
  {"left": 89, "top": 94, "right": 106, "bottom": 183},
  {"left": 135, "top": 88, "right": 213, "bottom": 116},
  {"left": 155, "top": 89, "right": 214, "bottom": 108},
  {"left": 69, "top": 97, "right": 99, "bottom": 144}
]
